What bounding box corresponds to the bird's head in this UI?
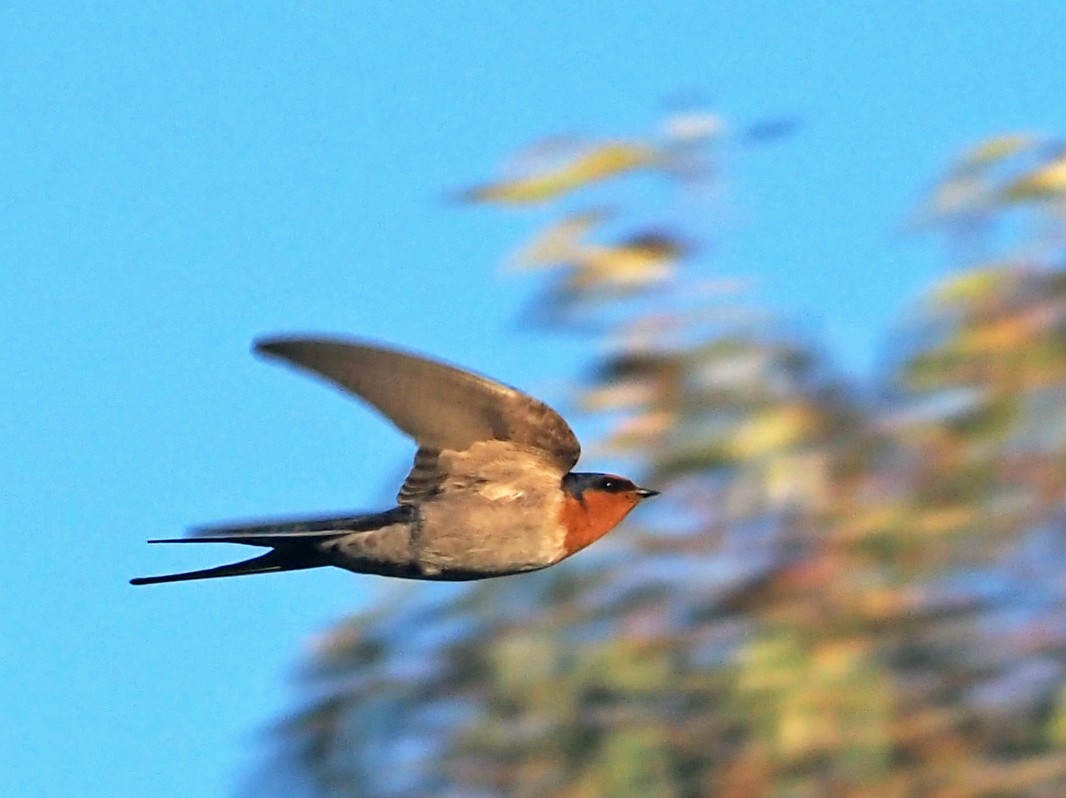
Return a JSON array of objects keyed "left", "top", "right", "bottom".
[{"left": 558, "top": 472, "right": 659, "bottom": 557}]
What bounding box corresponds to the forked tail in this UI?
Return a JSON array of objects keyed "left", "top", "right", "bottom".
[
  {"left": 130, "top": 507, "right": 413, "bottom": 586},
  {"left": 130, "top": 548, "right": 323, "bottom": 585}
]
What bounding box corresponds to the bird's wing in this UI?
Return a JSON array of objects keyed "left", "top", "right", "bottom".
[
  {"left": 255, "top": 337, "right": 581, "bottom": 503},
  {"left": 396, "top": 446, "right": 445, "bottom": 505}
]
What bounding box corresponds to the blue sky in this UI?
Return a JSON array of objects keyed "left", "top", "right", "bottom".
[{"left": 2, "top": 3, "right": 1063, "bottom": 795}]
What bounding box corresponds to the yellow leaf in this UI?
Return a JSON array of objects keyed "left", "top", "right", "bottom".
[
  {"left": 931, "top": 264, "right": 1015, "bottom": 305},
  {"left": 1001, "top": 149, "right": 1066, "bottom": 200},
  {"left": 458, "top": 141, "right": 659, "bottom": 205},
  {"left": 729, "top": 405, "right": 815, "bottom": 459},
  {"left": 507, "top": 208, "right": 611, "bottom": 269},
  {"left": 960, "top": 133, "right": 1036, "bottom": 168},
  {"left": 568, "top": 232, "right": 688, "bottom": 291},
  {"left": 916, "top": 504, "right": 973, "bottom": 535},
  {"left": 957, "top": 311, "right": 1048, "bottom": 355}
]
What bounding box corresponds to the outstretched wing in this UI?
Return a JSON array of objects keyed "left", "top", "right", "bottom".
[{"left": 255, "top": 337, "right": 582, "bottom": 503}]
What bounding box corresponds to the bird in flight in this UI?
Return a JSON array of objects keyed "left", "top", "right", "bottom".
[{"left": 132, "top": 337, "right": 658, "bottom": 585}]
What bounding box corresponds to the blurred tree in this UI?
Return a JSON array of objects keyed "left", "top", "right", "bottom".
[{"left": 262, "top": 119, "right": 1066, "bottom": 797}]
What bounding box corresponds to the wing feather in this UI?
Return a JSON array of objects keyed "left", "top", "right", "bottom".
[{"left": 255, "top": 338, "right": 581, "bottom": 503}]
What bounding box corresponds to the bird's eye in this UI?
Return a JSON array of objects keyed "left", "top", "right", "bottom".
[{"left": 598, "top": 476, "right": 631, "bottom": 492}]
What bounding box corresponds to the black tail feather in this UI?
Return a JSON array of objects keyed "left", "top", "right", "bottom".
[
  {"left": 145, "top": 529, "right": 354, "bottom": 548},
  {"left": 130, "top": 549, "right": 323, "bottom": 586},
  {"left": 187, "top": 506, "right": 413, "bottom": 543}
]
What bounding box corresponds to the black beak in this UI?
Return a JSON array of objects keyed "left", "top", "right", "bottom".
[{"left": 634, "top": 487, "right": 660, "bottom": 499}]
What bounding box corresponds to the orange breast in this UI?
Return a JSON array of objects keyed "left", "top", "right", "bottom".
[{"left": 558, "top": 490, "right": 639, "bottom": 557}]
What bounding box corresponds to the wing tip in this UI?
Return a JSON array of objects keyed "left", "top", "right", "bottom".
[
  {"left": 253, "top": 335, "right": 368, "bottom": 363},
  {"left": 252, "top": 337, "right": 291, "bottom": 358}
]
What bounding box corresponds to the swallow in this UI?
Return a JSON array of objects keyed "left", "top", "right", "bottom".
[{"left": 131, "top": 338, "right": 658, "bottom": 586}]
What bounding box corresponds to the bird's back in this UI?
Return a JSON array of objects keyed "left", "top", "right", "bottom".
[{"left": 412, "top": 441, "right": 569, "bottom": 577}]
